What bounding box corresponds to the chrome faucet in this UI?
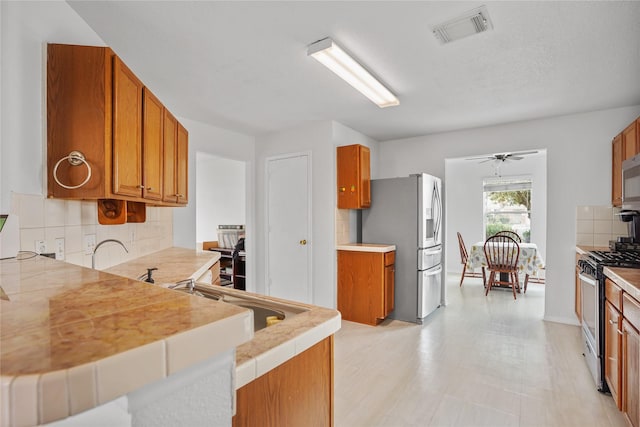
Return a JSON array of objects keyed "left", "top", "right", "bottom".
[
  {"left": 92, "top": 239, "right": 128, "bottom": 269},
  {"left": 168, "top": 278, "right": 195, "bottom": 293}
]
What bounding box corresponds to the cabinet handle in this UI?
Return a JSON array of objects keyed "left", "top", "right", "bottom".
[
  {"left": 617, "top": 329, "right": 623, "bottom": 336},
  {"left": 339, "top": 187, "right": 346, "bottom": 193},
  {"left": 147, "top": 187, "right": 153, "bottom": 191},
  {"left": 609, "top": 319, "right": 615, "bottom": 325},
  {"left": 299, "top": 239, "right": 307, "bottom": 245},
  {"left": 139, "top": 185, "right": 145, "bottom": 189},
  {"left": 350, "top": 185, "right": 356, "bottom": 192}
]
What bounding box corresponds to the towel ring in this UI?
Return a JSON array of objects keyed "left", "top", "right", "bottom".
[{"left": 53, "top": 151, "right": 92, "bottom": 189}]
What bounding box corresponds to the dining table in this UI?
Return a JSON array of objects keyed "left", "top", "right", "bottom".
[{"left": 466, "top": 241, "right": 546, "bottom": 287}]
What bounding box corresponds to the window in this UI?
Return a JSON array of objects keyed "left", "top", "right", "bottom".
[{"left": 483, "top": 177, "right": 532, "bottom": 242}]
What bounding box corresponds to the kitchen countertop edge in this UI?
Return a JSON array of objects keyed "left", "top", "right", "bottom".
[
  {"left": 603, "top": 266, "right": 640, "bottom": 302},
  {"left": 336, "top": 243, "right": 396, "bottom": 253}
]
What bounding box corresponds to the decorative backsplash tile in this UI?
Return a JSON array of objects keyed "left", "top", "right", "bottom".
[
  {"left": 576, "top": 205, "right": 628, "bottom": 246},
  {"left": 11, "top": 193, "right": 173, "bottom": 269}
]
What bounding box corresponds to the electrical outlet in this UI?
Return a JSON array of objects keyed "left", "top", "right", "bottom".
[
  {"left": 84, "top": 234, "right": 96, "bottom": 255},
  {"left": 34, "top": 240, "right": 46, "bottom": 254},
  {"left": 55, "top": 238, "right": 65, "bottom": 260}
]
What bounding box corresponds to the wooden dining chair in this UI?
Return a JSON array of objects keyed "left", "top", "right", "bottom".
[
  {"left": 457, "top": 232, "right": 486, "bottom": 287},
  {"left": 494, "top": 230, "right": 522, "bottom": 242},
  {"left": 483, "top": 235, "right": 520, "bottom": 299}
]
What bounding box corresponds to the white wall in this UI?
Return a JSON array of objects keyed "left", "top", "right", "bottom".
[
  {"left": 173, "top": 118, "right": 255, "bottom": 291},
  {"left": 195, "top": 153, "right": 246, "bottom": 243},
  {"left": 255, "top": 121, "right": 333, "bottom": 306},
  {"left": 254, "top": 120, "right": 378, "bottom": 309},
  {"left": 445, "top": 151, "right": 547, "bottom": 275},
  {"left": 0, "top": 1, "right": 105, "bottom": 211},
  {"left": 379, "top": 106, "right": 640, "bottom": 324}
]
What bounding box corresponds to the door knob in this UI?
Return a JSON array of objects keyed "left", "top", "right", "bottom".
[{"left": 299, "top": 239, "right": 307, "bottom": 245}]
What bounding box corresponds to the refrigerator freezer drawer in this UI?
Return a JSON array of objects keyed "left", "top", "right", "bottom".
[
  {"left": 418, "top": 266, "right": 442, "bottom": 319},
  {"left": 418, "top": 246, "right": 442, "bottom": 271}
]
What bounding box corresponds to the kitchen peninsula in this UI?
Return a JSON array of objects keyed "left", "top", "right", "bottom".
[{"left": 1, "top": 249, "right": 341, "bottom": 427}]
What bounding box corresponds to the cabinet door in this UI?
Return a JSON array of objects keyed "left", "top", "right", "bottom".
[
  {"left": 575, "top": 253, "right": 581, "bottom": 319},
  {"left": 605, "top": 300, "right": 622, "bottom": 409},
  {"left": 176, "top": 123, "right": 189, "bottom": 204},
  {"left": 112, "top": 56, "right": 144, "bottom": 198},
  {"left": 613, "top": 134, "right": 623, "bottom": 206},
  {"left": 384, "top": 263, "right": 395, "bottom": 317},
  {"left": 162, "top": 110, "right": 178, "bottom": 203},
  {"left": 337, "top": 250, "right": 385, "bottom": 325},
  {"left": 142, "top": 88, "right": 164, "bottom": 201},
  {"left": 622, "top": 319, "right": 640, "bottom": 427},
  {"left": 360, "top": 146, "right": 371, "bottom": 208},
  {"left": 623, "top": 120, "right": 639, "bottom": 160},
  {"left": 337, "top": 144, "right": 370, "bottom": 209}
]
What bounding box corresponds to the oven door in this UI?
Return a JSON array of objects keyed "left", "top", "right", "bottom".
[{"left": 579, "top": 271, "right": 604, "bottom": 390}]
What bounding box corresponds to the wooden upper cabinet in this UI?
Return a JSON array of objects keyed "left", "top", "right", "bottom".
[
  {"left": 142, "top": 88, "right": 164, "bottom": 201},
  {"left": 623, "top": 120, "right": 639, "bottom": 161},
  {"left": 337, "top": 144, "right": 370, "bottom": 209},
  {"left": 613, "top": 134, "right": 623, "bottom": 206},
  {"left": 612, "top": 116, "right": 640, "bottom": 207},
  {"left": 47, "top": 43, "right": 188, "bottom": 207},
  {"left": 176, "top": 123, "right": 189, "bottom": 204},
  {"left": 47, "top": 44, "right": 113, "bottom": 199},
  {"left": 112, "top": 56, "right": 144, "bottom": 198},
  {"left": 162, "top": 112, "right": 188, "bottom": 205}
]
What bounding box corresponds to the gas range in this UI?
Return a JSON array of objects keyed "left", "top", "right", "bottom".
[{"left": 584, "top": 250, "right": 640, "bottom": 269}]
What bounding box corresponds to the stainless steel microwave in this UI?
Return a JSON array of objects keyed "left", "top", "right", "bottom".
[{"left": 623, "top": 154, "right": 640, "bottom": 209}]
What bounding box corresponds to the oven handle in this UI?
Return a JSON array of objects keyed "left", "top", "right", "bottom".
[{"left": 578, "top": 273, "right": 597, "bottom": 287}]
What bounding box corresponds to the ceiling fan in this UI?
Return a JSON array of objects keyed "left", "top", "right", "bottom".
[{"left": 465, "top": 150, "right": 539, "bottom": 163}]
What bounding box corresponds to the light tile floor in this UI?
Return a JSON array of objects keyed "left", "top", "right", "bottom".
[{"left": 334, "top": 274, "right": 627, "bottom": 427}]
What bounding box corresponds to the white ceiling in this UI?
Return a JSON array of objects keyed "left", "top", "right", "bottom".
[{"left": 68, "top": 1, "right": 640, "bottom": 141}]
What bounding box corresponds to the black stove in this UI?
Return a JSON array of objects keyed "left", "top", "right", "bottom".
[{"left": 587, "top": 250, "right": 640, "bottom": 268}]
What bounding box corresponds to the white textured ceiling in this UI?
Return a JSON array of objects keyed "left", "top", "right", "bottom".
[{"left": 68, "top": 1, "right": 640, "bottom": 141}]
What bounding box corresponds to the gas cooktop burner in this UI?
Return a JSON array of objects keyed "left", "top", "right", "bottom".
[{"left": 588, "top": 250, "right": 640, "bottom": 268}]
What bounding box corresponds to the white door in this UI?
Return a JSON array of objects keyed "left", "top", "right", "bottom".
[{"left": 266, "top": 153, "right": 311, "bottom": 303}]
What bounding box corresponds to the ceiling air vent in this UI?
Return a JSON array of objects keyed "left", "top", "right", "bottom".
[{"left": 432, "top": 5, "right": 493, "bottom": 44}]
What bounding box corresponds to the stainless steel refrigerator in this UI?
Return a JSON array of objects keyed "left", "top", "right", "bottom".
[{"left": 361, "top": 173, "right": 443, "bottom": 324}]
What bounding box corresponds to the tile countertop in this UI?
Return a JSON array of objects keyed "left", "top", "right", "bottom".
[
  {"left": 104, "top": 246, "right": 220, "bottom": 284},
  {"left": 336, "top": 243, "right": 396, "bottom": 253},
  {"left": 221, "top": 286, "right": 342, "bottom": 389},
  {"left": 603, "top": 267, "right": 640, "bottom": 302},
  {"left": 0, "top": 254, "right": 252, "bottom": 427}
]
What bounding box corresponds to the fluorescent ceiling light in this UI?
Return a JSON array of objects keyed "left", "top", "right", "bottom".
[
  {"left": 432, "top": 5, "right": 493, "bottom": 44},
  {"left": 307, "top": 38, "right": 399, "bottom": 108}
]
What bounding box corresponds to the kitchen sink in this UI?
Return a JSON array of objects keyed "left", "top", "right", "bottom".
[{"left": 171, "top": 283, "right": 307, "bottom": 331}]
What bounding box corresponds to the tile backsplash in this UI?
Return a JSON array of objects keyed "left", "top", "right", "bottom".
[
  {"left": 11, "top": 193, "right": 173, "bottom": 269},
  {"left": 335, "top": 208, "right": 350, "bottom": 245},
  {"left": 576, "top": 205, "right": 628, "bottom": 246}
]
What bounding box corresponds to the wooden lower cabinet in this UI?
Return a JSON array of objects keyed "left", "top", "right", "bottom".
[
  {"left": 337, "top": 250, "right": 395, "bottom": 326},
  {"left": 575, "top": 252, "right": 581, "bottom": 320},
  {"left": 623, "top": 319, "right": 640, "bottom": 427},
  {"left": 233, "top": 336, "right": 333, "bottom": 427},
  {"left": 605, "top": 300, "right": 622, "bottom": 409}
]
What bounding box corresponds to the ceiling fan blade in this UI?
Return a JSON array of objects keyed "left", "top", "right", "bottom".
[
  {"left": 479, "top": 159, "right": 494, "bottom": 164},
  {"left": 465, "top": 156, "right": 493, "bottom": 161},
  {"left": 510, "top": 156, "right": 524, "bottom": 160},
  {"left": 510, "top": 150, "right": 538, "bottom": 156}
]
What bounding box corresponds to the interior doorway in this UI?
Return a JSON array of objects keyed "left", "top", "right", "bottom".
[
  {"left": 195, "top": 152, "right": 246, "bottom": 268},
  {"left": 444, "top": 150, "right": 547, "bottom": 305}
]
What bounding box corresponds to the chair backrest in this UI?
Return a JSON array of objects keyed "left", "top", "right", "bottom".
[
  {"left": 494, "top": 230, "right": 522, "bottom": 243},
  {"left": 457, "top": 232, "right": 469, "bottom": 264},
  {"left": 484, "top": 235, "right": 520, "bottom": 271}
]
